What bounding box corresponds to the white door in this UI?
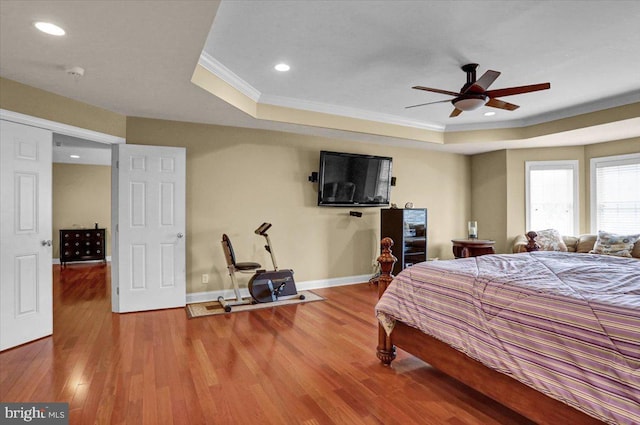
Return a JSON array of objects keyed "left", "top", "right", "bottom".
[
  {"left": 112, "top": 144, "right": 186, "bottom": 313},
  {"left": 0, "top": 120, "right": 52, "bottom": 351}
]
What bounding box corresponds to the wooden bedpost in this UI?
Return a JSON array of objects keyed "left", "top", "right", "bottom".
[{"left": 376, "top": 237, "right": 397, "bottom": 365}]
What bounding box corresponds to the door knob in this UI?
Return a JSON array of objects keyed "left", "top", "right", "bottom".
[
  {"left": 177, "top": 233, "right": 184, "bottom": 239},
  {"left": 41, "top": 240, "right": 52, "bottom": 246}
]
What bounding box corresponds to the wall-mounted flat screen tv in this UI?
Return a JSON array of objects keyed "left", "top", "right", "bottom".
[{"left": 317, "top": 150, "right": 393, "bottom": 207}]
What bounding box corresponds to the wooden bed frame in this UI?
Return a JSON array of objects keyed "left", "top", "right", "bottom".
[{"left": 375, "top": 237, "right": 604, "bottom": 425}]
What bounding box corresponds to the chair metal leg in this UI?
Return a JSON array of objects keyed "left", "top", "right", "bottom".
[{"left": 217, "top": 265, "right": 253, "bottom": 312}]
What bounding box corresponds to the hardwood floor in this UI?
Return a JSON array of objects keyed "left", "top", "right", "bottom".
[{"left": 0, "top": 263, "right": 534, "bottom": 425}]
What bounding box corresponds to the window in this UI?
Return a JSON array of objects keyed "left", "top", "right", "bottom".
[
  {"left": 590, "top": 153, "right": 640, "bottom": 234},
  {"left": 375, "top": 159, "right": 392, "bottom": 200},
  {"left": 526, "top": 161, "right": 579, "bottom": 235}
]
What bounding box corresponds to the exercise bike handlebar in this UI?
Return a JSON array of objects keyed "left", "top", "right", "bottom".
[
  {"left": 255, "top": 222, "right": 272, "bottom": 236},
  {"left": 255, "top": 223, "right": 278, "bottom": 270},
  {"left": 264, "top": 234, "right": 278, "bottom": 271}
]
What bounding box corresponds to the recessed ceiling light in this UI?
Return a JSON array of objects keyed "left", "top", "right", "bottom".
[
  {"left": 274, "top": 63, "right": 290, "bottom": 72},
  {"left": 484, "top": 111, "right": 496, "bottom": 117},
  {"left": 34, "top": 22, "right": 66, "bottom": 36},
  {"left": 70, "top": 154, "right": 80, "bottom": 159}
]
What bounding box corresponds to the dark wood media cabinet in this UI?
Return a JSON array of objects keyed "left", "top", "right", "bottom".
[
  {"left": 381, "top": 208, "right": 427, "bottom": 275},
  {"left": 60, "top": 228, "right": 106, "bottom": 266}
]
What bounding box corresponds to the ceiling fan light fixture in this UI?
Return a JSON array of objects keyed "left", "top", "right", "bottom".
[{"left": 452, "top": 95, "right": 488, "bottom": 111}]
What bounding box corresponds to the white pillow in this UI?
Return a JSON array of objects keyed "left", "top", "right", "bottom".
[
  {"left": 590, "top": 231, "right": 640, "bottom": 258},
  {"left": 535, "top": 229, "right": 567, "bottom": 252}
]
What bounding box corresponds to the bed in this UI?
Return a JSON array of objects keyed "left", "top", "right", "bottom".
[{"left": 375, "top": 237, "right": 640, "bottom": 425}]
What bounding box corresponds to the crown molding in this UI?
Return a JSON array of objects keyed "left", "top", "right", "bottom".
[
  {"left": 0, "top": 109, "right": 125, "bottom": 144},
  {"left": 198, "top": 52, "right": 261, "bottom": 102},
  {"left": 198, "top": 52, "right": 444, "bottom": 131},
  {"left": 197, "top": 53, "right": 640, "bottom": 135},
  {"left": 444, "top": 90, "right": 640, "bottom": 132},
  {"left": 259, "top": 94, "right": 444, "bottom": 131},
  {"left": 521, "top": 90, "right": 640, "bottom": 127}
]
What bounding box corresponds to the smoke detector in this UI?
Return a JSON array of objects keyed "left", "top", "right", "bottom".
[{"left": 65, "top": 66, "right": 85, "bottom": 79}]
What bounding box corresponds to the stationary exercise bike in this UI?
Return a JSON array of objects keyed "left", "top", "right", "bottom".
[
  {"left": 248, "top": 223, "right": 304, "bottom": 303},
  {"left": 218, "top": 223, "right": 303, "bottom": 313}
]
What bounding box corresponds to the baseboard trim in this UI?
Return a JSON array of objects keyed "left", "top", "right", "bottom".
[{"left": 186, "top": 274, "right": 371, "bottom": 304}]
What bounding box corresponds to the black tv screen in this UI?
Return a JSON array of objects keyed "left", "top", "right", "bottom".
[{"left": 317, "top": 151, "right": 392, "bottom": 207}]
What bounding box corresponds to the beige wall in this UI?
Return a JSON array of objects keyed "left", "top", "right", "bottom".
[
  {"left": 126, "top": 117, "right": 470, "bottom": 294},
  {"left": 471, "top": 150, "right": 508, "bottom": 253},
  {"left": 1, "top": 77, "right": 470, "bottom": 295},
  {"left": 0, "top": 77, "right": 126, "bottom": 138},
  {"left": 52, "top": 164, "right": 112, "bottom": 259},
  {"left": 5, "top": 76, "right": 638, "bottom": 294},
  {"left": 472, "top": 137, "right": 640, "bottom": 253}
]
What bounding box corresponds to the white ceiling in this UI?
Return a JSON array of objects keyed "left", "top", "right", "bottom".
[
  {"left": 204, "top": 0, "right": 640, "bottom": 131},
  {"left": 1, "top": 0, "right": 639, "bottom": 155}
]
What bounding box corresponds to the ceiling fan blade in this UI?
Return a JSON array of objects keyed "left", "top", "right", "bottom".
[
  {"left": 486, "top": 98, "right": 520, "bottom": 111},
  {"left": 412, "top": 86, "right": 461, "bottom": 97},
  {"left": 465, "top": 70, "right": 501, "bottom": 93},
  {"left": 405, "top": 99, "right": 452, "bottom": 109},
  {"left": 486, "top": 82, "right": 551, "bottom": 98},
  {"left": 450, "top": 108, "right": 463, "bottom": 118}
]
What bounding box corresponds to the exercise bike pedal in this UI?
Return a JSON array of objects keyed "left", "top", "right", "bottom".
[{"left": 273, "top": 282, "right": 287, "bottom": 299}]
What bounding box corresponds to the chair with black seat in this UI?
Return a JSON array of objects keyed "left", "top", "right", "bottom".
[{"left": 218, "top": 233, "right": 262, "bottom": 312}]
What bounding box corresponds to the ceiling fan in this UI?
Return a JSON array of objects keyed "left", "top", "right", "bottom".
[{"left": 407, "top": 63, "right": 550, "bottom": 117}]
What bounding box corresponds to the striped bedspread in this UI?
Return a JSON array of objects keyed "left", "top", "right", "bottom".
[{"left": 375, "top": 252, "right": 640, "bottom": 425}]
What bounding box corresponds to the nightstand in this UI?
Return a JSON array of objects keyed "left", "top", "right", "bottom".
[{"left": 451, "top": 239, "right": 496, "bottom": 258}]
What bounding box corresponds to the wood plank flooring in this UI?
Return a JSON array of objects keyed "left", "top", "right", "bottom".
[{"left": 0, "top": 263, "right": 534, "bottom": 424}]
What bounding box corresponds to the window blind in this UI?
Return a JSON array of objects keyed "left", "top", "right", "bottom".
[
  {"left": 526, "top": 161, "right": 578, "bottom": 236},
  {"left": 595, "top": 160, "right": 640, "bottom": 234},
  {"left": 529, "top": 168, "right": 575, "bottom": 235}
]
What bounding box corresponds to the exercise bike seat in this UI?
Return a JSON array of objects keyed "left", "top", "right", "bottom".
[
  {"left": 235, "top": 262, "right": 261, "bottom": 271},
  {"left": 221, "top": 234, "right": 261, "bottom": 272}
]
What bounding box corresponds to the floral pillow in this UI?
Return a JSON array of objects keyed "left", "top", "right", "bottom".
[
  {"left": 590, "top": 231, "right": 640, "bottom": 257},
  {"left": 535, "top": 229, "right": 567, "bottom": 252}
]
